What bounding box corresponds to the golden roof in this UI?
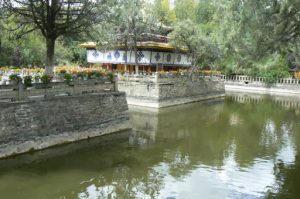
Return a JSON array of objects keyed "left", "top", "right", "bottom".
[{"left": 79, "top": 42, "right": 188, "bottom": 53}]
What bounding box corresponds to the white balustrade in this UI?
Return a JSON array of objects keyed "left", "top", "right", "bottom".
[{"left": 223, "top": 75, "right": 300, "bottom": 85}]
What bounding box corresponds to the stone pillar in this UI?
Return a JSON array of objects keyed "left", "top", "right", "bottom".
[{"left": 17, "top": 81, "right": 25, "bottom": 101}]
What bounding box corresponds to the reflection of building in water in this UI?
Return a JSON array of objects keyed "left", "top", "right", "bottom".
[
  {"left": 227, "top": 92, "right": 300, "bottom": 109},
  {"left": 128, "top": 100, "right": 224, "bottom": 148},
  {"left": 129, "top": 109, "right": 158, "bottom": 147},
  {"left": 229, "top": 113, "right": 243, "bottom": 126}
]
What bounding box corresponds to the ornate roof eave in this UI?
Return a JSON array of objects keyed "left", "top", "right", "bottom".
[
  {"left": 79, "top": 42, "right": 97, "bottom": 49},
  {"left": 79, "top": 42, "right": 188, "bottom": 53}
]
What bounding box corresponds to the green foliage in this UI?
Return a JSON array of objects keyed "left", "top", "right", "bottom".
[
  {"left": 40, "top": 75, "right": 53, "bottom": 85},
  {"left": 33, "top": 75, "right": 41, "bottom": 82},
  {"left": 23, "top": 76, "right": 33, "bottom": 87},
  {"left": 151, "top": 0, "right": 176, "bottom": 25},
  {"left": 107, "top": 72, "right": 114, "bottom": 82},
  {"left": 258, "top": 54, "right": 290, "bottom": 84},
  {"left": 2, "top": 0, "right": 114, "bottom": 74},
  {"left": 77, "top": 72, "right": 87, "bottom": 78},
  {"left": 9, "top": 74, "right": 22, "bottom": 82},
  {"left": 174, "top": 0, "right": 197, "bottom": 22},
  {"left": 63, "top": 73, "right": 73, "bottom": 84},
  {"left": 0, "top": 0, "right": 299, "bottom": 77},
  {"left": 169, "top": 19, "right": 219, "bottom": 68},
  {"left": 261, "top": 68, "right": 290, "bottom": 85}
]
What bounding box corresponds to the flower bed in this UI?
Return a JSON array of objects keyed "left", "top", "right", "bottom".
[{"left": 0, "top": 66, "right": 111, "bottom": 85}]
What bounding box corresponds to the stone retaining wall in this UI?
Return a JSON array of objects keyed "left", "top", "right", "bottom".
[
  {"left": 0, "top": 92, "right": 131, "bottom": 159},
  {"left": 118, "top": 77, "right": 225, "bottom": 108},
  {"left": 225, "top": 81, "right": 300, "bottom": 95}
]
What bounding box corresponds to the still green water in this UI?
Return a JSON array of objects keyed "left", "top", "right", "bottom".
[{"left": 1, "top": 93, "right": 300, "bottom": 199}]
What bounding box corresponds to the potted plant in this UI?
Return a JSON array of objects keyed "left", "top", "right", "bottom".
[
  {"left": 23, "top": 76, "right": 33, "bottom": 88},
  {"left": 40, "top": 74, "right": 53, "bottom": 88},
  {"left": 92, "top": 70, "right": 102, "bottom": 79},
  {"left": 57, "top": 69, "right": 67, "bottom": 81},
  {"left": 33, "top": 75, "right": 41, "bottom": 83},
  {"left": 9, "top": 74, "right": 22, "bottom": 85},
  {"left": 63, "top": 73, "right": 73, "bottom": 85},
  {"left": 87, "top": 71, "right": 93, "bottom": 79},
  {"left": 76, "top": 72, "right": 85, "bottom": 80},
  {"left": 107, "top": 72, "right": 114, "bottom": 83}
]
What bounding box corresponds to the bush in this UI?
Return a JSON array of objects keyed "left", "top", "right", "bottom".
[
  {"left": 24, "top": 76, "right": 33, "bottom": 87},
  {"left": 260, "top": 67, "right": 290, "bottom": 85},
  {"left": 9, "top": 74, "right": 22, "bottom": 83},
  {"left": 107, "top": 72, "right": 114, "bottom": 82},
  {"left": 77, "top": 72, "right": 87, "bottom": 79},
  {"left": 41, "top": 75, "right": 53, "bottom": 85},
  {"left": 63, "top": 73, "right": 73, "bottom": 84}
]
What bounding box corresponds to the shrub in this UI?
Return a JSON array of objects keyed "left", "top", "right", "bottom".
[
  {"left": 41, "top": 75, "right": 53, "bottom": 85},
  {"left": 107, "top": 72, "right": 114, "bottom": 82},
  {"left": 260, "top": 68, "right": 290, "bottom": 85},
  {"left": 77, "top": 71, "right": 87, "bottom": 79},
  {"left": 33, "top": 75, "right": 41, "bottom": 82},
  {"left": 9, "top": 74, "right": 22, "bottom": 83},
  {"left": 64, "top": 73, "right": 73, "bottom": 83},
  {"left": 24, "top": 76, "right": 33, "bottom": 87}
]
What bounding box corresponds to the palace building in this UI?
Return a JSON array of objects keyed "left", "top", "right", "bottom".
[{"left": 80, "top": 32, "right": 192, "bottom": 73}]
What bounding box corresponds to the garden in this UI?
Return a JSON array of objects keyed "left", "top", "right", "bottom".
[{"left": 0, "top": 66, "right": 113, "bottom": 87}]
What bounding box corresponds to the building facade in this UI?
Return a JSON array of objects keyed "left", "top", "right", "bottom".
[{"left": 80, "top": 35, "right": 192, "bottom": 73}]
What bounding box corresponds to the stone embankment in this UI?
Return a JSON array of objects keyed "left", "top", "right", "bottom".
[
  {"left": 118, "top": 74, "right": 225, "bottom": 108},
  {"left": 222, "top": 75, "right": 300, "bottom": 95},
  {"left": 0, "top": 80, "right": 130, "bottom": 159}
]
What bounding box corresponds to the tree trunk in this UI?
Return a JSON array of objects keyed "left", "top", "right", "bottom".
[
  {"left": 188, "top": 55, "right": 196, "bottom": 80},
  {"left": 124, "top": 38, "right": 128, "bottom": 72},
  {"left": 134, "top": 38, "right": 139, "bottom": 75},
  {"left": 45, "top": 38, "right": 56, "bottom": 75}
]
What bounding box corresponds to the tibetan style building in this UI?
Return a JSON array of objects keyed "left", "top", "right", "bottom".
[{"left": 80, "top": 32, "right": 192, "bottom": 73}]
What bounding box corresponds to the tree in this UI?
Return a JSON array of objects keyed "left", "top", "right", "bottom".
[
  {"left": 0, "top": 5, "right": 5, "bottom": 55},
  {"left": 151, "top": 0, "right": 176, "bottom": 26},
  {"left": 174, "top": 0, "right": 197, "bottom": 22},
  {"left": 2, "top": 0, "right": 112, "bottom": 74},
  {"left": 215, "top": 0, "right": 300, "bottom": 71},
  {"left": 103, "top": 0, "right": 161, "bottom": 74},
  {"left": 169, "top": 19, "right": 219, "bottom": 72}
]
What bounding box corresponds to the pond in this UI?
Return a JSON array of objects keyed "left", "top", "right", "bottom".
[{"left": 0, "top": 93, "right": 300, "bottom": 199}]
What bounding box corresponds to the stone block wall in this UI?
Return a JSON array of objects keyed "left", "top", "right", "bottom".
[
  {"left": 0, "top": 92, "right": 131, "bottom": 158},
  {"left": 0, "top": 79, "right": 115, "bottom": 102},
  {"left": 118, "top": 77, "right": 225, "bottom": 108}
]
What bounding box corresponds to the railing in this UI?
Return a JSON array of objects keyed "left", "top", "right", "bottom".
[
  {"left": 0, "top": 79, "right": 115, "bottom": 102},
  {"left": 221, "top": 75, "right": 300, "bottom": 85}
]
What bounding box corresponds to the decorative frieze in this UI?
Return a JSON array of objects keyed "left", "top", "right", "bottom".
[{"left": 87, "top": 49, "right": 192, "bottom": 67}]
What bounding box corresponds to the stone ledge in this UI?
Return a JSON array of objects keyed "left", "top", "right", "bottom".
[
  {"left": 126, "top": 92, "right": 225, "bottom": 108},
  {"left": 0, "top": 119, "right": 131, "bottom": 159}
]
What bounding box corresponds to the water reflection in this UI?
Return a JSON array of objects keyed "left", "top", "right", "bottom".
[{"left": 0, "top": 94, "right": 300, "bottom": 198}]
